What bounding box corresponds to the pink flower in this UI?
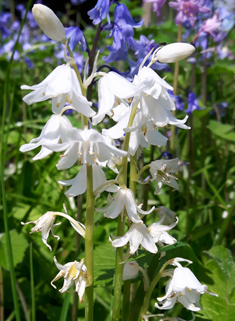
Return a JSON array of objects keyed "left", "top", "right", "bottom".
[
  {"left": 169, "top": 0, "right": 210, "bottom": 27},
  {"left": 201, "top": 13, "right": 221, "bottom": 38}
]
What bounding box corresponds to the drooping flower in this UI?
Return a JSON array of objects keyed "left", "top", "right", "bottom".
[
  {"left": 148, "top": 216, "right": 178, "bottom": 245},
  {"left": 21, "top": 212, "right": 61, "bottom": 251},
  {"left": 51, "top": 257, "right": 87, "bottom": 303},
  {"left": 32, "top": 4, "right": 66, "bottom": 42},
  {"left": 92, "top": 71, "right": 154, "bottom": 125},
  {"left": 21, "top": 211, "right": 85, "bottom": 251},
  {"left": 19, "top": 114, "right": 73, "bottom": 160},
  {"left": 155, "top": 265, "right": 217, "bottom": 311},
  {"left": 135, "top": 66, "right": 190, "bottom": 130},
  {"left": 102, "top": 104, "right": 167, "bottom": 156},
  {"left": 88, "top": 0, "right": 110, "bottom": 25},
  {"left": 169, "top": 0, "right": 210, "bottom": 27},
  {"left": 21, "top": 64, "right": 95, "bottom": 117},
  {"left": 96, "top": 187, "right": 155, "bottom": 223}
]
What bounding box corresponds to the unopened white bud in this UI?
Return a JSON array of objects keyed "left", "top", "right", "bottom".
[
  {"left": 156, "top": 43, "right": 195, "bottom": 63},
  {"left": 32, "top": 4, "right": 66, "bottom": 42}
]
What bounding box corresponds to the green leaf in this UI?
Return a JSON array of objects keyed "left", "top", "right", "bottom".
[
  {"left": 207, "top": 120, "right": 235, "bottom": 142},
  {"left": 0, "top": 230, "right": 28, "bottom": 270},
  {"left": 197, "top": 246, "right": 235, "bottom": 321},
  {"left": 94, "top": 242, "right": 116, "bottom": 287}
]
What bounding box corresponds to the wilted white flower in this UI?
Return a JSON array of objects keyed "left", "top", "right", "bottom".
[
  {"left": 155, "top": 266, "right": 217, "bottom": 311},
  {"left": 156, "top": 43, "right": 195, "bottom": 63},
  {"left": 20, "top": 114, "right": 73, "bottom": 160},
  {"left": 96, "top": 187, "right": 155, "bottom": 223},
  {"left": 32, "top": 4, "right": 66, "bottom": 42},
  {"left": 21, "top": 212, "right": 60, "bottom": 251},
  {"left": 149, "top": 158, "right": 182, "bottom": 194},
  {"left": 21, "top": 64, "right": 95, "bottom": 117},
  {"left": 51, "top": 257, "right": 87, "bottom": 303}
]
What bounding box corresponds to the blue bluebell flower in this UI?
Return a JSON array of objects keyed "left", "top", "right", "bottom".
[
  {"left": 168, "top": 90, "right": 185, "bottom": 111},
  {"left": 185, "top": 92, "right": 204, "bottom": 115},
  {"left": 88, "top": 0, "right": 110, "bottom": 25},
  {"left": 103, "top": 3, "right": 144, "bottom": 63},
  {"left": 65, "top": 27, "right": 87, "bottom": 51},
  {"left": 0, "top": 12, "right": 11, "bottom": 39}
]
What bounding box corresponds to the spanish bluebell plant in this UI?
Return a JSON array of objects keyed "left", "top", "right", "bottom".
[{"left": 18, "top": 2, "right": 219, "bottom": 321}]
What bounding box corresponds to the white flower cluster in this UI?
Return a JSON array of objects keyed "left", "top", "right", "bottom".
[{"left": 19, "top": 3, "right": 214, "bottom": 318}]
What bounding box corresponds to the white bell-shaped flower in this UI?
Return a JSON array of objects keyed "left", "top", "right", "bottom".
[
  {"left": 20, "top": 114, "right": 72, "bottom": 160},
  {"left": 51, "top": 257, "right": 87, "bottom": 303},
  {"left": 21, "top": 64, "right": 95, "bottom": 117},
  {"left": 109, "top": 221, "right": 158, "bottom": 254},
  {"left": 96, "top": 187, "right": 155, "bottom": 223},
  {"left": 49, "top": 128, "right": 127, "bottom": 170},
  {"left": 134, "top": 67, "right": 190, "bottom": 130},
  {"left": 92, "top": 71, "right": 154, "bottom": 125},
  {"left": 155, "top": 266, "right": 215, "bottom": 311},
  {"left": 32, "top": 4, "right": 66, "bottom": 42},
  {"left": 103, "top": 105, "right": 167, "bottom": 156},
  {"left": 148, "top": 216, "right": 178, "bottom": 245}
]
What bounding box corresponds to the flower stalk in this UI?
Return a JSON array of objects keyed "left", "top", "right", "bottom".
[
  {"left": 85, "top": 164, "right": 95, "bottom": 321},
  {"left": 112, "top": 101, "right": 139, "bottom": 321}
]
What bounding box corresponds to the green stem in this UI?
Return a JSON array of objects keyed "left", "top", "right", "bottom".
[
  {"left": 112, "top": 102, "right": 139, "bottom": 321},
  {"left": 134, "top": 164, "right": 150, "bottom": 182},
  {"left": 170, "top": 23, "right": 182, "bottom": 155},
  {"left": 140, "top": 260, "right": 171, "bottom": 317},
  {"left": 215, "top": 196, "right": 235, "bottom": 245},
  {"left": 122, "top": 280, "right": 131, "bottom": 321},
  {"left": 30, "top": 243, "right": 35, "bottom": 321},
  {"left": 85, "top": 165, "right": 95, "bottom": 321}
]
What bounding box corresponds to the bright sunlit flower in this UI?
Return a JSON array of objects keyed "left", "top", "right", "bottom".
[
  {"left": 50, "top": 128, "right": 127, "bottom": 170},
  {"left": 19, "top": 114, "right": 73, "bottom": 160},
  {"left": 21, "top": 64, "right": 95, "bottom": 117},
  {"left": 96, "top": 187, "right": 155, "bottom": 223},
  {"left": 21, "top": 212, "right": 61, "bottom": 251},
  {"left": 51, "top": 257, "right": 87, "bottom": 303},
  {"left": 155, "top": 265, "right": 217, "bottom": 311}
]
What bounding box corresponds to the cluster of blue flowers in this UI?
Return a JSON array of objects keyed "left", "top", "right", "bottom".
[{"left": 1, "top": 0, "right": 232, "bottom": 117}]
